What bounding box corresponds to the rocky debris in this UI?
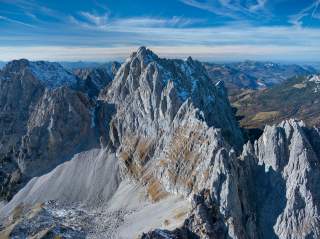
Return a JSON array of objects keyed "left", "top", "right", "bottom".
[
  {"left": 0, "top": 147, "right": 190, "bottom": 238},
  {"left": 0, "top": 148, "right": 120, "bottom": 214},
  {"left": 0, "top": 202, "right": 85, "bottom": 239},
  {"left": 185, "top": 189, "right": 227, "bottom": 239},
  {"left": 140, "top": 189, "right": 227, "bottom": 239}
]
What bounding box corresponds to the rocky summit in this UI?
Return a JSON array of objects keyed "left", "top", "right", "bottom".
[{"left": 0, "top": 47, "right": 319, "bottom": 239}]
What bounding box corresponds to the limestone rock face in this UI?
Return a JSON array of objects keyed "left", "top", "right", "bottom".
[
  {"left": 0, "top": 60, "right": 115, "bottom": 200},
  {"left": 141, "top": 119, "right": 320, "bottom": 239},
  {"left": 0, "top": 60, "right": 46, "bottom": 199},
  {"left": 0, "top": 60, "right": 45, "bottom": 159},
  {"left": 248, "top": 120, "right": 320, "bottom": 239},
  {"left": 100, "top": 48, "right": 320, "bottom": 239},
  {"left": 148, "top": 100, "right": 254, "bottom": 239},
  {"left": 101, "top": 47, "right": 243, "bottom": 149},
  {"left": 101, "top": 47, "right": 243, "bottom": 186},
  {"left": 18, "top": 87, "right": 99, "bottom": 178},
  {"left": 99, "top": 47, "right": 252, "bottom": 238}
]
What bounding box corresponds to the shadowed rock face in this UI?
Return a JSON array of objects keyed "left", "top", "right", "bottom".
[
  {"left": 74, "top": 61, "right": 121, "bottom": 97},
  {"left": 0, "top": 59, "right": 115, "bottom": 200},
  {"left": 18, "top": 87, "right": 99, "bottom": 178},
  {"left": 0, "top": 60, "right": 46, "bottom": 199}
]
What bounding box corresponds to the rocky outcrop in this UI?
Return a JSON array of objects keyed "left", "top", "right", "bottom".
[
  {"left": 140, "top": 189, "right": 227, "bottom": 239},
  {"left": 75, "top": 61, "right": 120, "bottom": 97},
  {"left": 18, "top": 87, "right": 100, "bottom": 178},
  {"left": 147, "top": 119, "right": 320, "bottom": 239},
  {"left": 0, "top": 60, "right": 115, "bottom": 200},
  {"left": 101, "top": 47, "right": 243, "bottom": 189},
  {"left": 245, "top": 120, "right": 320, "bottom": 239},
  {"left": 101, "top": 47, "right": 243, "bottom": 149},
  {"left": 0, "top": 60, "right": 45, "bottom": 156},
  {"left": 0, "top": 60, "right": 46, "bottom": 199}
]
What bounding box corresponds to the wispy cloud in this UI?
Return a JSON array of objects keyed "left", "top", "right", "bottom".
[
  {"left": 289, "top": 0, "right": 320, "bottom": 27},
  {"left": 249, "top": 0, "right": 267, "bottom": 12},
  {"left": 1, "top": 0, "right": 320, "bottom": 62},
  {"left": 0, "top": 15, "right": 36, "bottom": 28},
  {"left": 1, "top": 23, "right": 320, "bottom": 61},
  {"left": 179, "top": 0, "right": 270, "bottom": 21},
  {"left": 0, "top": 0, "right": 68, "bottom": 26},
  {"left": 71, "top": 11, "right": 204, "bottom": 31},
  {"left": 79, "top": 11, "right": 108, "bottom": 26}
]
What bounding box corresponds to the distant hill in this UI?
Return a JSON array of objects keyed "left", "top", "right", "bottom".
[
  {"left": 59, "top": 61, "right": 103, "bottom": 70},
  {"left": 204, "top": 61, "right": 317, "bottom": 94},
  {"left": 231, "top": 74, "right": 320, "bottom": 128},
  {"left": 0, "top": 61, "right": 6, "bottom": 69}
]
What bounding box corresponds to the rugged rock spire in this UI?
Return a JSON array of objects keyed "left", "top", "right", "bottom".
[{"left": 101, "top": 46, "right": 243, "bottom": 149}]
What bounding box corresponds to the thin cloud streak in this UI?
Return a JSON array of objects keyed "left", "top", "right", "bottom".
[
  {"left": 179, "top": 0, "right": 270, "bottom": 21},
  {"left": 0, "top": 15, "right": 36, "bottom": 28},
  {"left": 289, "top": 0, "right": 320, "bottom": 27},
  {"left": 72, "top": 12, "right": 205, "bottom": 30}
]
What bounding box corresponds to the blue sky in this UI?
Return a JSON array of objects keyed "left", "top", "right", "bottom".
[{"left": 0, "top": 0, "right": 320, "bottom": 62}]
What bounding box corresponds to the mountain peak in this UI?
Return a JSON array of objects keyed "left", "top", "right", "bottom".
[
  {"left": 3, "top": 59, "right": 30, "bottom": 72},
  {"left": 186, "top": 56, "right": 194, "bottom": 63},
  {"left": 130, "top": 46, "right": 158, "bottom": 63},
  {"left": 2, "top": 59, "right": 77, "bottom": 89}
]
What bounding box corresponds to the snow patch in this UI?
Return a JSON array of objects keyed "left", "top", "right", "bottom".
[
  {"left": 29, "top": 61, "right": 77, "bottom": 88},
  {"left": 47, "top": 116, "right": 54, "bottom": 132},
  {"left": 308, "top": 75, "right": 320, "bottom": 93},
  {"left": 309, "top": 75, "right": 320, "bottom": 83},
  {"left": 90, "top": 108, "right": 95, "bottom": 128}
]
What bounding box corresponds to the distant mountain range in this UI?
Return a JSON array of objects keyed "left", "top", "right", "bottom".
[
  {"left": 204, "top": 61, "right": 317, "bottom": 94},
  {"left": 59, "top": 61, "right": 105, "bottom": 70},
  {"left": 0, "top": 61, "right": 6, "bottom": 69},
  {"left": 231, "top": 74, "right": 320, "bottom": 128}
]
